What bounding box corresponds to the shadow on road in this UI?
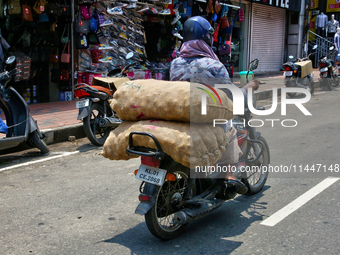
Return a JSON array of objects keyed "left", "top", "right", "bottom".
[{"left": 100, "top": 186, "right": 270, "bottom": 254}]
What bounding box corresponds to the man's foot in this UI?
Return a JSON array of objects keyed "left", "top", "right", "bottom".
[{"left": 224, "top": 179, "right": 248, "bottom": 195}]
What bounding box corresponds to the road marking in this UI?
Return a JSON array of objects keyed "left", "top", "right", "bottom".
[
  {"left": 313, "top": 92, "right": 326, "bottom": 95},
  {"left": 0, "top": 151, "right": 79, "bottom": 173},
  {"left": 261, "top": 177, "right": 340, "bottom": 227}
]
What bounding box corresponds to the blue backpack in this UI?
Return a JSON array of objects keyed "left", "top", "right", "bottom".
[{"left": 89, "top": 11, "right": 98, "bottom": 33}]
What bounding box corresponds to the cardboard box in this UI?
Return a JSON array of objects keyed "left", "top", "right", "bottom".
[{"left": 90, "top": 77, "right": 130, "bottom": 91}]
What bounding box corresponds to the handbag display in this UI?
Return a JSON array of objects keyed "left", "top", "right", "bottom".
[
  {"left": 89, "top": 11, "right": 99, "bottom": 32},
  {"left": 8, "top": 0, "right": 22, "bottom": 15},
  {"left": 22, "top": 2, "right": 34, "bottom": 22},
  {"left": 218, "top": 43, "right": 231, "bottom": 56},
  {"left": 61, "top": 42, "right": 70, "bottom": 63},
  {"left": 60, "top": 69, "right": 70, "bottom": 81},
  {"left": 39, "top": 13, "right": 50, "bottom": 22},
  {"left": 49, "top": 48, "right": 59, "bottom": 63},
  {"left": 220, "top": 17, "right": 229, "bottom": 29},
  {"left": 60, "top": 0, "right": 71, "bottom": 16},
  {"left": 33, "top": 0, "right": 48, "bottom": 15},
  {"left": 80, "top": 5, "right": 91, "bottom": 20},
  {"left": 46, "top": 3, "right": 62, "bottom": 15},
  {"left": 61, "top": 25, "right": 69, "bottom": 44}
]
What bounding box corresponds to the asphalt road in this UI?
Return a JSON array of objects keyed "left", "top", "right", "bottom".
[{"left": 0, "top": 88, "right": 340, "bottom": 255}]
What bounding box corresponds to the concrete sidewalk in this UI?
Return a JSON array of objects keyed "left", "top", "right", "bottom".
[{"left": 1, "top": 70, "right": 320, "bottom": 145}]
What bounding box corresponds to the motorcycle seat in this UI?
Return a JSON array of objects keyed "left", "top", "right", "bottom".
[{"left": 91, "top": 86, "right": 114, "bottom": 96}]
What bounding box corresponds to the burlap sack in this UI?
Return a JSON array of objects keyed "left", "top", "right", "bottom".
[
  {"left": 101, "top": 120, "right": 229, "bottom": 168},
  {"left": 110, "top": 79, "right": 234, "bottom": 123}
]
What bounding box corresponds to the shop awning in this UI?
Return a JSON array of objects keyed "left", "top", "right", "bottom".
[{"left": 247, "top": 0, "right": 301, "bottom": 12}]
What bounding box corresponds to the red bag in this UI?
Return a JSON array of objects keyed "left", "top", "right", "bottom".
[
  {"left": 60, "top": 69, "right": 69, "bottom": 81},
  {"left": 80, "top": 5, "right": 91, "bottom": 20},
  {"left": 238, "top": 8, "right": 245, "bottom": 22},
  {"left": 49, "top": 48, "right": 59, "bottom": 63},
  {"left": 220, "top": 17, "right": 229, "bottom": 29},
  {"left": 22, "top": 3, "right": 33, "bottom": 21},
  {"left": 213, "top": 23, "right": 220, "bottom": 43}
]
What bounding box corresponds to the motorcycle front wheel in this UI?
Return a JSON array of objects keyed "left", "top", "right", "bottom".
[
  {"left": 242, "top": 136, "right": 270, "bottom": 195},
  {"left": 83, "top": 103, "right": 111, "bottom": 146},
  {"left": 145, "top": 166, "right": 190, "bottom": 240},
  {"left": 322, "top": 78, "right": 333, "bottom": 91},
  {"left": 28, "top": 130, "right": 49, "bottom": 154}
]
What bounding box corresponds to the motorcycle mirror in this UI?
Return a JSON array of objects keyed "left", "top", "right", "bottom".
[
  {"left": 312, "top": 45, "right": 318, "bottom": 50},
  {"left": 248, "top": 58, "right": 259, "bottom": 71},
  {"left": 126, "top": 52, "right": 134, "bottom": 60},
  {"left": 330, "top": 46, "right": 335, "bottom": 51},
  {"left": 289, "top": 55, "right": 294, "bottom": 59},
  {"left": 5, "top": 56, "right": 16, "bottom": 65}
]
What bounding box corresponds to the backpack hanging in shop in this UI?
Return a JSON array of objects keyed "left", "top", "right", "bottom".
[
  {"left": 46, "top": 2, "right": 62, "bottom": 16},
  {"left": 89, "top": 11, "right": 99, "bottom": 32},
  {"left": 8, "top": 0, "right": 22, "bottom": 15},
  {"left": 60, "top": 69, "right": 69, "bottom": 81},
  {"left": 33, "top": 0, "right": 48, "bottom": 15},
  {"left": 22, "top": 1, "right": 34, "bottom": 22},
  {"left": 75, "top": 33, "right": 89, "bottom": 49},
  {"left": 60, "top": 0, "right": 71, "bottom": 16},
  {"left": 76, "top": 13, "right": 90, "bottom": 34},
  {"left": 80, "top": 5, "right": 91, "bottom": 20}
]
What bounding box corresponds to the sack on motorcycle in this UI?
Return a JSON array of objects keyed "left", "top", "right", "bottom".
[
  {"left": 101, "top": 120, "right": 229, "bottom": 168},
  {"left": 110, "top": 79, "right": 234, "bottom": 123},
  {"left": 295, "top": 60, "right": 313, "bottom": 78}
]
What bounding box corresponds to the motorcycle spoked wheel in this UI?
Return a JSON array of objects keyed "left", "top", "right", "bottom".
[
  {"left": 145, "top": 166, "right": 190, "bottom": 240},
  {"left": 242, "top": 136, "right": 270, "bottom": 195},
  {"left": 285, "top": 78, "right": 297, "bottom": 98},
  {"left": 83, "top": 103, "right": 111, "bottom": 146},
  {"left": 322, "top": 78, "right": 333, "bottom": 91},
  {"left": 28, "top": 130, "right": 49, "bottom": 154}
]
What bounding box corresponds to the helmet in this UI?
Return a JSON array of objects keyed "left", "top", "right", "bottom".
[{"left": 183, "top": 16, "right": 214, "bottom": 46}]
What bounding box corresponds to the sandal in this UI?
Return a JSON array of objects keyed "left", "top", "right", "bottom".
[{"left": 224, "top": 179, "right": 248, "bottom": 195}]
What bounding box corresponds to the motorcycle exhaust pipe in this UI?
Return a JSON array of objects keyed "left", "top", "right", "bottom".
[
  {"left": 175, "top": 199, "right": 224, "bottom": 225},
  {"left": 98, "top": 117, "right": 122, "bottom": 128}
]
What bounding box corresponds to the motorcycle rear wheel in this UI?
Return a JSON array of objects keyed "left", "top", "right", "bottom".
[
  {"left": 322, "top": 78, "right": 333, "bottom": 91},
  {"left": 242, "top": 136, "right": 270, "bottom": 195},
  {"left": 285, "top": 79, "right": 297, "bottom": 98},
  {"left": 28, "top": 130, "right": 49, "bottom": 154},
  {"left": 83, "top": 103, "right": 111, "bottom": 146},
  {"left": 145, "top": 166, "right": 190, "bottom": 240}
]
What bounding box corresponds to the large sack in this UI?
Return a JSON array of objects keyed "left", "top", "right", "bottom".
[
  {"left": 101, "top": 120, "right": 229, "bottom": 168},
  {"left": 110, "top": 79, "right": 234, "bottom": 123}
]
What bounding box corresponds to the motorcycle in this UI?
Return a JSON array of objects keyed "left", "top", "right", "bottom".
[
  {"left": 282, "top": 45, "right": 316, "bottom": 97},
  {"left": 0, "top": 56, "right": 49, "bottom": 155},
  {"left": 74, "top": 53, "right": 136, "bottom": 146},
  {"left": 319, "top": 46, "right": 339, "bottom": 90},
  {"left": 126, "top": 59, "right": 269, "bottom": 240}
]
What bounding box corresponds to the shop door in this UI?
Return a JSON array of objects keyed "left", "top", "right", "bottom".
[{"left": 250, "top": 4, "right": 285, "bottom": 72}]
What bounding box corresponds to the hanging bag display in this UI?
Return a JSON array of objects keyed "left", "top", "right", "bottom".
[
  {"left": 218, "top": 43, "right": 230, "bottom": 55},
  {"left": 80, "top": 5, "right": 91, "bottom": 20},
  {"left": 75, "top": 32, "right": 89, "bottom": 49},
  {"left": 61, "top": 26, "right": 69, "bottom": 44},
  {"left": 33, "top": 0, "right": 47, "bottom": 15},
  {"left": 89, "top": 11, "right": 99, "bottom": 32},
  {"left": 60, "top": 0, "right": 71, "bottom": 16},
  {"left": 22, "top": 2, "right": 34, "bottom": 22},
  {"left": 60, "top": 69, "right": 70, "bottom": 81},
  {"left": 46, "top": 2, "right": 62, "bottom": 15},
  {"left": 8, "top": 0, "right": 22, "bottom": 15},
  {"left": 238, "top": 9, "right": 245, "bottom": 22},
  {"left": 61, "top": 41, "right": 70, "bottom": 63},
  {"left": 75, "top": 13, "right": 90, "bottom": 34},
  {"left": 49, "top": 48, "right": 59, "bottom": 63}
]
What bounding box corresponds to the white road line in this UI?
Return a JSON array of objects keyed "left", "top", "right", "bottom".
[
  {"left": 313, "top": 92, "right": 326, "bottom": 95},
  {"left": 261, "top": 176, "right": 340, "bottom": 227},
  {"left": 0, "top": 151, "right": 79, "bottom": 173}
]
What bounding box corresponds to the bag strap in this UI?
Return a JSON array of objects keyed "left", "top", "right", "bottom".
[
  {"left": 62, "top": 26, "right": 66, "bottom": 37},
  {"left": 62, "top": 41, "right": 69, "bottom": 54}
]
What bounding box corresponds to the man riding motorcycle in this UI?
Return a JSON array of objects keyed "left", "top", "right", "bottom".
[{"left": 170, "top": 16, "right": 259, "bottom": 195}]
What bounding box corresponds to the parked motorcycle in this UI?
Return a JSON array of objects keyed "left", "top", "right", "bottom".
[
  {"left": 319, "top": 46, "right": 339, "bottom": 90},
  {"left": 126, "top": 59, "right": 269, "bottom": 240},
  {"left": 75, "top": 53, "right": 136, "bottom": 146},
  {"left": 282, "top": 45, "right": 316, "bottom": 97},
  {"left": 0, "top": 56, "right": 49, "bottom": 155}
]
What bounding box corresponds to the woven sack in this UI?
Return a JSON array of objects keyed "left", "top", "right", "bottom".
[
  {"left": 110, "top": 79, "right": 234, "bottom": 123},
  {"left": 101, "top": 120, "right": 229, "bottom": 168}
]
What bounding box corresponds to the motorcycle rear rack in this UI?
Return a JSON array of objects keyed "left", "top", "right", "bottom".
[{"left": 126, "top": 131, "right": 165, "bottom": 161}]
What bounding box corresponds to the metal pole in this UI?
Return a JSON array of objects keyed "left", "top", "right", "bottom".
[
  {"left": 71, "top": 0, "right": 75, "bottom": 100},
  {"left": 297, "top": 0, "right": 305, "bottom": 58}
]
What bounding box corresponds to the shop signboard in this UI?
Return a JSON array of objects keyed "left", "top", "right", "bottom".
[
  {"left": 249, "top": 0, "right": 301, "bottom": 12},
  {"left": 326, "top": 0, "right": 340, "bottom": 12}
]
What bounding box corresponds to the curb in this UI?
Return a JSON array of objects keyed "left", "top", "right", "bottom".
[{"left": 43, "top": 81, "right": 321, "bottom": 145}]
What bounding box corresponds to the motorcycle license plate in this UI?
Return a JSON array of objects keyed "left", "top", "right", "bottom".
[
  {"left": 284, "top": 71, "right": 293, "bottom": 77},
  {"left": 320, "top": 67, "right": 328, "bottom": 73},
  {"left": 76, "top": 99, "right": 89, "bottom": 109},
  {"left": 135, "top": 165, "right": 167, "bottom": 186}
]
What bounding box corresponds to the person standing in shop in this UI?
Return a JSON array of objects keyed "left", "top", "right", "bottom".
[{"left": 0, "top": 28, "right": 11, "bottom": 73}]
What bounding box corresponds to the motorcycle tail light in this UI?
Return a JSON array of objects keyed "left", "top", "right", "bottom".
[
  {"left": 139, "top": 195, "right": 150, "bottom": 201},
  {"left": 141, "top": 156, "right": 161, "bottom": 167},
  {"left": 74, "top": 89, "right": 90, "bottom": 98},
  {"left": 320, "top": 63, "right": 327, "bottom": 68},
  {"left": 285, "top": 66, "right": 292, "bottom": 71},
  {"left": 166, "top": 173, "right": 176, "bottom": 182}
]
